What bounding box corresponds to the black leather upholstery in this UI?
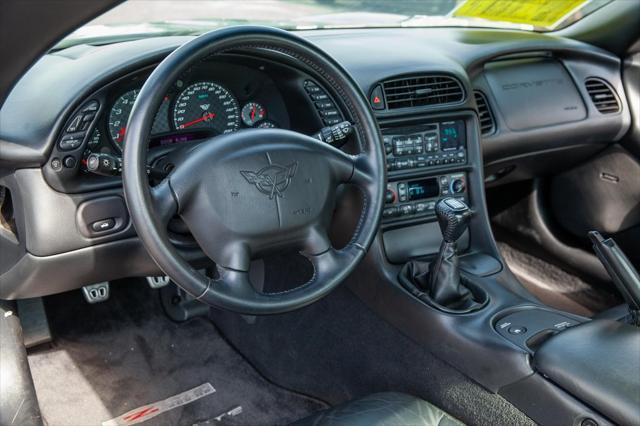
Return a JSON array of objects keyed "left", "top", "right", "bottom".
[
  {"left": 291, "top": 392, "right": 463, "bottom": 426},
  {"left": 533, "top": 320, "right": 640, "bottom": 426},
  {"left": 0, "top": 301, "right": 42, "bottom": 426}
]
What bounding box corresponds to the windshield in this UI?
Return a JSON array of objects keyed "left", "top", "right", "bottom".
[{"left": 58, "top": 0, "right": 612, "bottom": 49}]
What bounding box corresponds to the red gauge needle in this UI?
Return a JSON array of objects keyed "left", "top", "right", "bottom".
[
  {"left": 180, "top": 112, "right": 216, "bottom": 129},
  {"left": 116, "top": 127, "right": 126, "bottom": 143},
  {"left": 251, "top": 105, "right": 256, "bottom": 121}
]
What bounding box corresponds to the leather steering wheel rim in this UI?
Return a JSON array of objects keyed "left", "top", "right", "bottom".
[{"left": 122, "top": 26, "right": 385, "bottom": 315}]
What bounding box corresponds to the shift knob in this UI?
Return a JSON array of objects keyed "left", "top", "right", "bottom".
[{"left": 435, "top": 197, "right": 472, "bottom": 243}]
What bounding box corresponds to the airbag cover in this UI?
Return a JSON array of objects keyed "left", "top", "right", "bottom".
[{"left": 485, "top": 59, "right": 586, "bottom": 130}]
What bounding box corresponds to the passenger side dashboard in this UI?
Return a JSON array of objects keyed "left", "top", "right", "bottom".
[{"left": 471, "top": 51, "right": 629, "bottom": 186}]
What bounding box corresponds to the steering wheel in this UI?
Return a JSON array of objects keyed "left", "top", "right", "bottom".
[{"left": 122, "top": 26, "right": 385, "bottom": 314}]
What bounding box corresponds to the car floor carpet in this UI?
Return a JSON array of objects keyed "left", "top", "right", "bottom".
[
  {"left": 495, "top": 239, "right": 621, "bottom": 317},
  {"left": 27, "top": 280, "right": 327, "bottom": 426},
  {"left": 210, "top": 256, "right": 536, "bottom": 426}
]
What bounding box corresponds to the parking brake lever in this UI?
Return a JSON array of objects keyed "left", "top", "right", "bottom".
[{"left": 589, "top": 231, "right": 640, "bottom": 326}]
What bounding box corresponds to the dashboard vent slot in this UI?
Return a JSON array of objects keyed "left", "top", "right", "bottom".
[
  {"left": 382, "top": 75, "right": 464, "bottom": 110},
  {"left": 585, "top": 78, "right": 620, "bottom": 114},
  {"left": 474, "top": 91, "right": 495, "bottom": 136}
]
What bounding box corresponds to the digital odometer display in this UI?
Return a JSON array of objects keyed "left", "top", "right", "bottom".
[{"left": 173, "top": 82, "right": 240, "bottom": 135}]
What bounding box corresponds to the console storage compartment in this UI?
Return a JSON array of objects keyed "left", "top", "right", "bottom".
[{"left": 533, "top": 319, "right": 640, "bottom": 426}]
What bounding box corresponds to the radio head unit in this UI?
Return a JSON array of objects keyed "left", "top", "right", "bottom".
[{"left": 382, "top": 120, "right": 466, "bottom": 172}]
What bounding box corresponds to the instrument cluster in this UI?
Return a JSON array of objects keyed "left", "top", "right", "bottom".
[{"left": 81, "top": 64, "right": 289, "bottom": 171}]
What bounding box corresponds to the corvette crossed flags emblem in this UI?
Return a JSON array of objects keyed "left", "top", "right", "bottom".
[{"left": 240, "top": 161, "right": 298, "bottom": 199}]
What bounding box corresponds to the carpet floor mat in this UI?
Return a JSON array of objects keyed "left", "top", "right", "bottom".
[
  {"left": 496, "top": 240, "right": 620, "bottom": 316},
  {"left": 27, "top": 280, "right": 326, "bottom": 426}
]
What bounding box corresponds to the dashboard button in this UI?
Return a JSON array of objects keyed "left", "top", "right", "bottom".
[
  {"left": 310, "top": 93, "right": 329, "bottom": 101},
  {"left": 370, "top": 84, "right": 385, "bottom": 110},
  {"left": 386, "top": 160, "right": 395, "bottom": 171},
  {"left": 66, "top": 115, "right": 82, "bottom": 133},
  {"left": 50, "top": 157, "right": 62, "bottom": 171},
  {"left": 415, "top": 202, "right": 428, "bottom": 213},
  {"left": 63, "top": 156, "right": 76, "bottom": 168},
  {"left": 322, "top": 117, "right": 341, "bottom": 125},
  {"left": 508, "top": 326, "right": 527, "bottom": 335},
  {"left": 81, "top": 100, "right": 99, "bottom": 113},
  {"left": 319, "top": 109, "right": 339, "bottom": 117},
  {"left": 91, "top": 218, "right": 115, "bottom": 233},
  {"left": 82, "top": 112, "right": 96, "bottom": 123},
  {"left": 59, "top": 133, "right": 84, "bottom": 150},
  {"left": 315, "top": 101, "right": 334, "bottom": 109},
  {"left": 382, "top": 207, "right": 399, "bottom": 218},
  {"left": 399, "top": 204, "right": 415, "bottom": 216},
  {"left": 304, "top": 81, "right": 322, "bottom": 94}
]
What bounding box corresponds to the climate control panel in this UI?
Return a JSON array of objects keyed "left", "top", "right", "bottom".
[{"left": 383, "top": 173, "right": 467, "bottom": 221}]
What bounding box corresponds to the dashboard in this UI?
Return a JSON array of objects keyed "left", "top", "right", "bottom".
[{"left": 0, "top": 27, "right": 632, "bottom": 299}]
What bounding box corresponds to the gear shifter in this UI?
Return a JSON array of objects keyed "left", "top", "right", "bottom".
[
  {"left": 428, "top": 198, "right": 473, "bottom": 305},
  {"left": 399, "top": 198, "right": 486, "bottom": 312}
]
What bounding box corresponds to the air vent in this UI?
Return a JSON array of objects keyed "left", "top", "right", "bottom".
[
  {"left": 474, "top": 91, "right": 496, "bottom": 136},
  {"left": 585, "top": 78, "right": 620, "bottom": 114},
  {"left": 382, "top": 75, "right": 464, "bottom": 110}
]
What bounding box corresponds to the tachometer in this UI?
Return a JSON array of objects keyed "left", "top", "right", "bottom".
[{"left": 173, "top": 82, "right": 240, "bottom": 134}]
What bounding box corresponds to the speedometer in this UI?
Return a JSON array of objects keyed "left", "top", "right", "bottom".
[{"left": 173, "top": 82, "right": 240, "bottom": 134}]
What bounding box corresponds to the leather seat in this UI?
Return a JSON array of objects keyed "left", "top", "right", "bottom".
[{"left": 291, "top": 392, "right": 463, "bottom": 426}]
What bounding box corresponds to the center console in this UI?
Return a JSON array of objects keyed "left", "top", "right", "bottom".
[
  {"left": 380, "top": 117, "right": 471, "bottom": 263},
  {"left": 371, "top": 112, "right": 640, "bottom": 426}
]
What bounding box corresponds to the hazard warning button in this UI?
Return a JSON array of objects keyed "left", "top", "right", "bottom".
[{"left": 370, "top": 84, "right": 385, "bottom": 110}]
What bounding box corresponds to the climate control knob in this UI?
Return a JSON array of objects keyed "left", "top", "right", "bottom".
[
  {"left": 385, "top": 189, "right": 397, "bottom": 204},
  {"left": 450, "top": 178, "right": 466, "bottom": 194}
]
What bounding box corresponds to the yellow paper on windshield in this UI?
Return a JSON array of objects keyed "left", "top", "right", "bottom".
[{"left": 453, "top": 0, "right": 588, "bottom": 28}]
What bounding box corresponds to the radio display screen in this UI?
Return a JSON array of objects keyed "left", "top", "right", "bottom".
[
  {"left": 439, "top": 120, "right": 465, "bottom": 151},
  {"left": 408, "top": 178, "right": 439, "bottom": 201}
]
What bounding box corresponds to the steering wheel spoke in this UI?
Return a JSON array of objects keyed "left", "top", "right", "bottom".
[
  {"left": 302, "top": 225, "right": 332, "bottom": 256},
  {"left": 322, "top": 146, "right": 376, "bottom": 188},
  {"left": 349, "top": 153, "right": 377, "bottom": 188},
  {"left": 150, "top": 179, "right": 178, "bottom": 225},
  {"left": 305, "top": 243, "right": 363, "bottom": 286}
]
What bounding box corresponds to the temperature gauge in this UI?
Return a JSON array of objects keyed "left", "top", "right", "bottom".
[{"left": 241, "top": 102, "right": 266, "bottom": 126}]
